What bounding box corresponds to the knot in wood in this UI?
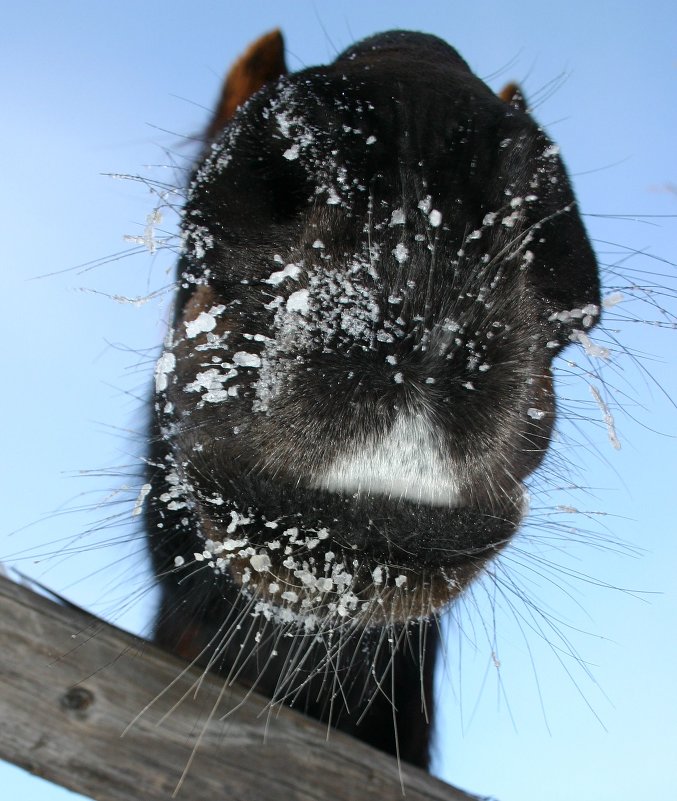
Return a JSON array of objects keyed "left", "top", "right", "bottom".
[{"left": 60, "top": 686, "right": 95, "bottom": 719}]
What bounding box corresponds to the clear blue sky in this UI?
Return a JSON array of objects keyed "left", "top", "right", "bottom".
[{"left": 2, "top": 2, "right": 675, "bottom": 800}]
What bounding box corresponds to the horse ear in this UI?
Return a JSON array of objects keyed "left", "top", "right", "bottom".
[
  {"left": 498, "top": 81, "right": 528, "bottom": 112},
  {"left": 204, "top": 29, "right": 288, "bottom": 141}
]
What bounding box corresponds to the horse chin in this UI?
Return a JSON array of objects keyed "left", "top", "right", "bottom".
[{"left": 196, "top": 478, "right": 523, "bottom": 628}]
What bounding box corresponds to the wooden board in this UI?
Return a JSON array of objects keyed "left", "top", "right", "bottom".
[{"left": 0, "top": 573, "right": 480, "bottom": 801}]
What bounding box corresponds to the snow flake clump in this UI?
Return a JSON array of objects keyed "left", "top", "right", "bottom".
[
  {"left": 428, "top": 209, "right": 442, "bottom": 227},
  {"left": 393, "top": 243, "right": 409, "bottom": 263},
  {"left": 132, "top": 483, "right": 152, "bottom": 517},
  {"left": 264, "top": 263, "right": 302, "bottom": 285},
  {"left": 390, "top": 208, "right": 406, "bottom": 226},
  {"left": 570, "top": 330, "right": 609, "bottom": 360},
  {"left": 155, "top": 352, "right": 176, "bottom": 392},
  {"left": 286, "top": 289, "right": 310, "bottom": 314},
  {"left": 233, "top": 351, "right": 262, "bottom": 368},
  {"left": 250, "top": 553, "right": 272, "bottom": 572},
  {"left": 185, "top": 305, "right": 226, "bottom": 338},
  {"left": 527, "top": 407, "right": 546, "bottom": 420}
]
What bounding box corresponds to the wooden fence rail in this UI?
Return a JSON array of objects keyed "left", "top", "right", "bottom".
[{"left": 0, "top": 572, "right": 482, "bottom": 801}]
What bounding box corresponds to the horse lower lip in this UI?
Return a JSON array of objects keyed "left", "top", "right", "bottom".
[{"left": 197, "top": 472, "right": 524, "bottom": 570}]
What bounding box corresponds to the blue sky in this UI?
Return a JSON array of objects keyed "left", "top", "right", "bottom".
[{"left": 2, "top": 2, "right": 676, "bottom": 800}]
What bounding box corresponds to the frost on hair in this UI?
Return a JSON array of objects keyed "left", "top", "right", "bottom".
[{"left": 107, "top": 28, "right": 674, "bottom": 787}]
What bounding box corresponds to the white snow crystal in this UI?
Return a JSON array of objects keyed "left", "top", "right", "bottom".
[
  {"left": 590, "top": 384, "right": 621, "bottom": 450},
  {"left": 393, "top": 243, "right": 409, "bottom": 263},
  {"left": 570, "top": 330, "right": 610, "bottom": 360},
  {"left": 527, "top": 407, "right": 546, "bottom": 420},
  {"left": 286, "top": 288, "right": 310, "bottom": 313},
  {"left": 390, "top": 208, "right": 406, "bottom": 226},
  {"left": 132, "top": 483, "right": 152, "bottom": 517},
  {"left": 154, "top": 352, "right": 176, "bottom": 392},
  {"left": 250, "top": 553, "right": 272, "bottom": 572},
  {"left": 124, "top": 208, "right": 162, "bottom": 254},
  {"left": 185, "top": 310, "right": 217, "bottom": 338},
  {"left": 418, "top": 196, "right": 432, "bottom": 214},
  {"left": 264, "top": 263, "right": 302, "bottom": 285},
  {"left": 233, "top": 351, "right": 262, "bottom": 368},
  {"left": 603, "top": 292, "right": 624, "bottom": 309},
  {"left": 501, "top": 210, "right": 521, "bottom": 228}
]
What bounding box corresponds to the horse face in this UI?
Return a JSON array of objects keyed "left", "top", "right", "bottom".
[{"left": 151, "top": 30, "right": 600, "bottom": 630}]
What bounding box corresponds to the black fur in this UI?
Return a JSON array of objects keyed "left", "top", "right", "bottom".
[{"left": 145, "top": 31, "right": 600, "bottom": 770}]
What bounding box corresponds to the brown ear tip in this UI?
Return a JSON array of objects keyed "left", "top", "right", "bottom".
[
  {"left": 205, "top": 29, "right": 288, "bottom": 140},
  {"left": 264, "top": 28, "right": 284, "bottom": 44},
  {"left": 252, "top": 28, "right": 285, "bottom": 54},
  {"left": 498, "top": 81, "right": 528, "bottom": 112},
  {"left": 234, "top": 28, "right": 287, "bottom": 81}
]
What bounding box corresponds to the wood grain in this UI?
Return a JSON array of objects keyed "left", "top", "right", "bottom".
[{"left": 0, "top": 573, "right": 482, "bottom": 801}]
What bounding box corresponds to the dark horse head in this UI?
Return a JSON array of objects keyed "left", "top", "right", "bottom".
[{"left": 145, "top": 30, "right": 600, "bottom": 769}]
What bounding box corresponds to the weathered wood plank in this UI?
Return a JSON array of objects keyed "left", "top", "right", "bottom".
[{"left": 0, "top": 573, "right": 481, "bottom": 801}]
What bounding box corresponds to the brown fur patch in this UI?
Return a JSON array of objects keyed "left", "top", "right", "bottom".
[
  {"left": 204, "top": 29, "right": 287, "bottom": 142},
  {"left": 498, "top": 81, "right": 528, "bottom": 111}
]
